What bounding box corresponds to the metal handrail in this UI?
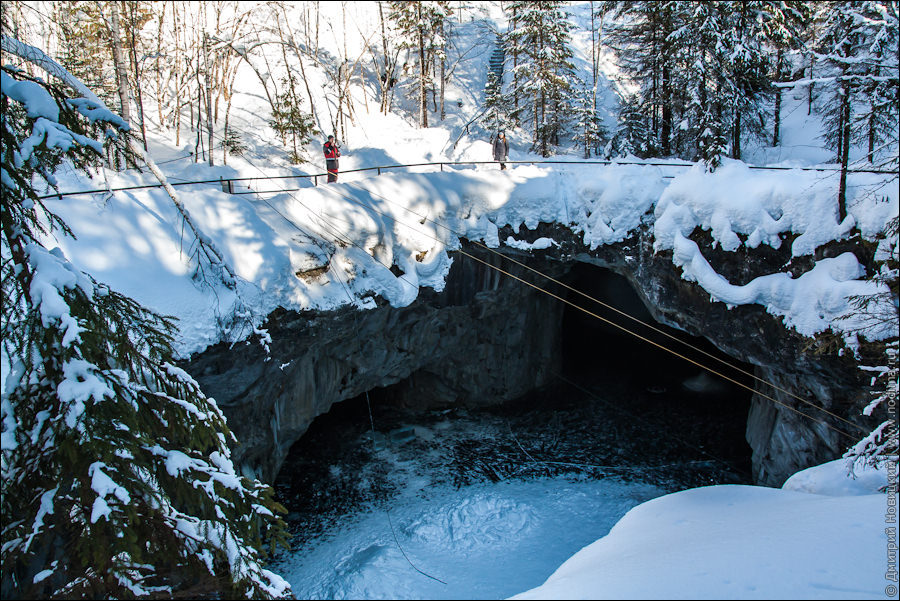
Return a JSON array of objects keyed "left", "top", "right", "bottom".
[{"left": 36, "top": 158, "right": 897, "bottom": 200}]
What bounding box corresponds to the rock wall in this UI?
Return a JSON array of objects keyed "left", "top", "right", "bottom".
[
  {"left": 185, "top": 223, "right": 880, "bottom": 486},
  {"left": 187, "top": 252, "right": 566, "bottom": 482}
]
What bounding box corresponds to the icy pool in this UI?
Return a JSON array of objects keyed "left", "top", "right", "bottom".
[
  {"left": 274, "top": 475, "right": 661, "bottom": 600},
  {"left": 271, "top": 369, "right": 752, "bottom": 600}
]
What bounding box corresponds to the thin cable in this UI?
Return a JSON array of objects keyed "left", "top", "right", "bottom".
[
  {"left": 364, "top": 392, "right": 447, "bottom": 586},
  {"left": 354, "top": 181, "right": 864, "bottom": 431},
  {"left": 330, "top": 182, "right": 871, "bottom": 437},
  {"left": 37, "top": 158, "right": 896, "bottom": 199},
  {"left": 317, "top": 182, "right": 863, "bottom": 441},
  {"left": 67, "top": 143, "right": 874, "bottom": 440},
  {"left": 452, "top": 245, "right": 862, "bottom": 443}
]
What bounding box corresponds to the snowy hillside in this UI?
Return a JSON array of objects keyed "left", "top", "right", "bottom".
[{"left": 17, "top": 0, "right": 897, "bottom": 357}]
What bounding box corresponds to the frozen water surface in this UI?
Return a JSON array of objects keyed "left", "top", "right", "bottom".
[{"left": 275, "top": 476, "right": 661, "bottom": 600}]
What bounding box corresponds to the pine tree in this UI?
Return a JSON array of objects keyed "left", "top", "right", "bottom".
[
  {"left": 762, "top": 1, "right": 814, "bottom": 147},
  {"left": 602, "top": 1, "right": 680, "bottom": 157},
  {"left": 505, "top": 0, "right": 576, "bottom": 157},
  {"left": 269, "top": 76, "right": 318, "bottom": 164},
  {"left": 482, "top": 69, "right": 511, "bottom": 134},
  {"left": 572, "top": 82, "right": 608, "bottom": 158},
  {"left": 609, "top": 94, "right": 652, "bottom": 158},
  {"left": 387, "top": 1, "right": 453, "bottom": 128},
  {"left": 1, "top": 37, "right": 291, "bottom": 599},
  {"left": 815, "top": 1, "right": 899, "bottom": 221},
  {"left": 606, "top": 1, "right": 817, "bottom": 164},
  {"left": 842, "top": 214, "right": 899, "bottom": 477},
  {"left": 52, "top": 1, "right": 117, "bottom": 109}
]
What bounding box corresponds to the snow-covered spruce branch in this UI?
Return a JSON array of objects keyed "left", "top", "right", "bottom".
[
  {"left": 2, "top": 39, "right": 289, "bottom": 598},
  {"left": 1, "top": 34, "right": 271, "bottom": 351}
]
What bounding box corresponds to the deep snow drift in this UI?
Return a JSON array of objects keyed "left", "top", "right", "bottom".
[{"left": 514, "top": 460, "right": 892, "bottom": 600}]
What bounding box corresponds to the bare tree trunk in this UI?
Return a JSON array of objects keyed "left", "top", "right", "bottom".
[
  {"left": 808, "top": 56, "right": 815, "bottom": 116},
  {"left": 173, "top": 2, "right": 182, "bottom": 146},
  {"left": 511, "top": 7, "right": 519, "bottom": 125},
  {"left": 155, "top": 2, "right": 167, "bottom": 130},
  {"left": 773, "top": 48, "right": 782, "bottom": 146},
  {"left": 838, "top": 80, "right": 851, "bottom": 222},
  {"left": 203, "top": 32, "right": 214, "bottom": 166},
  {"left": 417, "top": 3, "right": 427, "bottom": 128},
  {"left": 377, "top": 1, "right": 398, "bottom": 114},
  {"left": 126, "top": 1, "right": 148, "bottom": 151},
  {"left": 439, "top": 19, "right": 446, "bottom": 121},
  {"left": 195, "top": 53, "right": 202, "bottom": 162},
  {"left": 108, "top": 1, "right": 132, "bottom": 168}
]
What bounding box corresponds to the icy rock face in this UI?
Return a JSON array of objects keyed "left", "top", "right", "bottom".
[
  {"left": 186, "top": 223, "right": 873, "bottom": 487},
  {"left": 561, "top": 222, "right": 871, "bottom": 488},
  {"left": 186, "top": 252, "right": 566, "bottom": 482}
]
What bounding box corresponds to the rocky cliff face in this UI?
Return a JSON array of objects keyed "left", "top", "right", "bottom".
[
  {"left": 187, "top": 253, "right": 567, "bottom": 482},
  {"left": 185, "top": 222, "right": 879, "bottom": 486}
]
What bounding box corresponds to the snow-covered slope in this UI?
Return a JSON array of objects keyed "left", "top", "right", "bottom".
[
  {"left": 44, "top": 153, "right": 896, "bottom": 358},
  {"left": 21, "top": 1, "right": 892, "bottom": 358},
  {"left": 512, "top": 460, "right": 892, "bottom": 600}
]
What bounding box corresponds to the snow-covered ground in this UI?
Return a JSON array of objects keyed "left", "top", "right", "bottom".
[
  {"left": 39, "top": 151, "right": 897, "bottom": 359},
  {"left": 515, "top": 460, "right": 893, "bottom": 601}
]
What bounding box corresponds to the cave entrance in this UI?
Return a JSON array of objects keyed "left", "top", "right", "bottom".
[
  {"left": 558, "top": 262, "right": 754, "bottom": 479},
  {"left": 274, "top": 261, "right": 755, "bottom": 533},
  {"left": 271, "top": 259, "right": 758, "bottom": 599}
]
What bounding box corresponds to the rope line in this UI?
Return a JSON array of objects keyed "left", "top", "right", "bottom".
[
  {"left": 289, "top": 180, "right": 860, "bottom": 443},
  {"left": 342, "top": 182, "right": 871, "bottom": 436},
  {"left": 448, "top": 244, "right": 860, "bottom": 444},
  {"left": 318, "top": 183, "right": 869, "bottom": 439},
  {"left": 364, "top": 391, "right": 447, "bottom": 586}
]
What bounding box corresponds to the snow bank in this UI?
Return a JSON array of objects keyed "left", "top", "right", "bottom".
[
  {"left": 43, "top": 152, "right": 897, "bottom": 358},
  {"left": 512, "top": 460, "right": 893, "bottom": 600},
  {"left": 657, "top": 160, "right": 898, "bottom": 343}
]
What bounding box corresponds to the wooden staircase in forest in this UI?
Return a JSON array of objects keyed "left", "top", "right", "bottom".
[{"left": 487, "top": 33, "right": 505, "bottom": 87}]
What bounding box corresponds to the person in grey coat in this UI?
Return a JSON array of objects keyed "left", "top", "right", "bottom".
[{"left": 493, "top": 131, "right": 509, "bottom": 170}]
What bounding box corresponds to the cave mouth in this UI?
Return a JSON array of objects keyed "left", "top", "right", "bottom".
[
  {"left": 273, "top": 261, "right": 755, "bottom": 540},
  {"left": 558, "top": 262, "right": 754, "bottom": 475}
]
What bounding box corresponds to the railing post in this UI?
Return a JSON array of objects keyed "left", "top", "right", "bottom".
[{"left": 314, "top": 175, "right": 318, "bottom": 186}]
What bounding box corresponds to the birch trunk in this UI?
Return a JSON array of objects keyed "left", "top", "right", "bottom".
[{"left": 108, "top": 2, "right": 132, "bottom": 168}]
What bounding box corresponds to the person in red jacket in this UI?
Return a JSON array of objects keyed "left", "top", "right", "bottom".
[{"left": 324, "top": 135, "right": 341, "bottom": 183}]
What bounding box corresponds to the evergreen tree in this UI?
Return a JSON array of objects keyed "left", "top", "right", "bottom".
[
  {"left": 52, "top": 1, "right": 117, "bottom": 110},
  {"left": 387, "top": 1, "right": 453, "bottom": 128},
  {"left": 843, "top": 214, "right": 899, "bottom": 476},
  {"left": 572, "top": 82, "right": 608, "bottom": 158},
  {"left": 761, "top": 1, "right": 814, "bottom": 147},
  {"left": 505, "top": 0, "right": 576, "bottom": 157},
  {"left": 602, "top": 1, "right": 680, "bottom": 157},
  {"left": 815, "top": 0, "right": 899, "bottom": 220},
  {"left": 1, "top": 38, "right": 290, "bottom": 599},
  {"left": 606, "top": 1, "right": 819, "bottom": 165},
  {"left": 608, "top": 94, "right": 652, "bottom": 158},
  {"left": 269, "top": 76, "right": 318, "bottom": 164},
  {"left": 482, "top": 68, "right": 513, "bottom": 134}
]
